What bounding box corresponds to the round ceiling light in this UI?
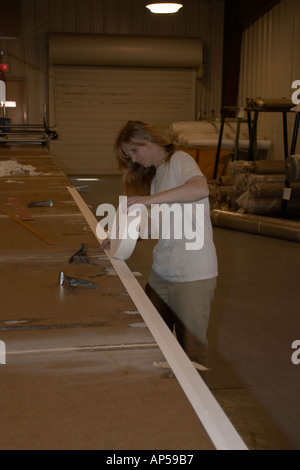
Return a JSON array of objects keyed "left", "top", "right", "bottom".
[{"left": 146, "top": 3, "right": 183, "bottom": 14}]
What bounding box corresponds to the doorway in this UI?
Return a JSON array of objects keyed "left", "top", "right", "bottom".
[{"left": 1, "top": 79, "right": 26, "bottom": 125}]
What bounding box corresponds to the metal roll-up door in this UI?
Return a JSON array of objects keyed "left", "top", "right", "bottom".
[{"left": 49, "top": 65, "right": 196, "bottom": 175}]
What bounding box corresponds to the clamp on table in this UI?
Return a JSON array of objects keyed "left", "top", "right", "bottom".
[
  {"left": 59, "top": 270, "right": 98, "bottom": 292},
  {"left": 75, "top": 185, "right": 89, "bottom": 193},
  {"left": 28, "top": 198, "right": 53, "bottom": 207},
  {"left": 69, "top": 243, "right": 90, "bottom": 264}
]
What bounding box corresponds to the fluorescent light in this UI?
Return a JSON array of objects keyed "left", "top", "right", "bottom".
[
  {"left": 146, "top": 3, "right": 183, "bottom": 14},
  {"left": 76, "top": 178, "right": 100, "bottom": 181},
  {"left": 0, "top": 101, "right": 16, "bottom": 107}
]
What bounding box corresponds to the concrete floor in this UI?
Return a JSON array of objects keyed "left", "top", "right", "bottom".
[{"left": 1, "top": 148, "right": 300, "bottom": 450}]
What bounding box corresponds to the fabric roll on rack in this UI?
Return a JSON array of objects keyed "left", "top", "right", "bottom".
[
  {"left": 176, "top": 133, "right": 234, "bottom": 149},
  {"left": 249, "top": 182, "right": 300, "bottom": 198},
  {"left": 247, "top": 98, "right": 294, "bottom": 109},
  {"left": 228, "top": 161, "right": 255, "bottom": 177},
  {"left": 285, "top": 155, "right": 300, "bottom": 182},
  {"left": 166, "top": 121, "right": 271, "bottom": 150},
  {"left": 234, "top": 173, "right": 286, "bottom": 192},
  {"left": 166, "top": 121, "right": 218, "bottom": 142},
  {"left": 167, "top": 121, "right": 217, "bottom": 135},
  {"left": 211, "top": 158, "right": 300, "bottom": 233},
  {"left": 254, "top": 160, "right": 286, "bottom": 174},
  {"left": 242, "top": 197, "right": 283, "bottom": 215},
  {"left": 215, "top": 186, "right": 236, "bottom": 203},
  {"left": 211, "top": 209, "right": 300, "bottom": 242},
  {"left": 235, "top": 186, "right": 300, "bottom": 216},
  {"left": 222, "top": 160, "right": 300, "bottom": 216},
  {"left": 217, "top": 175, "right": 235, "bottom": 186},
  {"left": 249, "top": 182, "right": 284, "bottom": 198}
]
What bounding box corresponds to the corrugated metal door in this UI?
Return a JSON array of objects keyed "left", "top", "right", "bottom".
[{"left": 50, "top": 65, "right": 196, "bottom": 175}]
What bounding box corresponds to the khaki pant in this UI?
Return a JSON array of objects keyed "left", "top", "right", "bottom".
[{"left": 145, "top": 270, "right": 217, "bottom": 367}]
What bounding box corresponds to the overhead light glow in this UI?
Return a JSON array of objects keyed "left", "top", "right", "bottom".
[
  {"left": 76, "top": 178, "right": 100, "bottom": 181},
  {"left": 146, "top": 3, "right": 183, "bottom": 14},
  {"left": 0, "top": 101, "right": 16, "bottom": 107}
]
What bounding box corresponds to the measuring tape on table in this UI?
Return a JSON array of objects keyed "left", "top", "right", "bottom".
[{"left": 1, "top": 209, "right": 55, "bottom": 245}]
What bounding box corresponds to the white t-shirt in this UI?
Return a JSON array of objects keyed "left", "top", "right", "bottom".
[{"left": 150, "top": 151, "right": 218, "bottom": 282}]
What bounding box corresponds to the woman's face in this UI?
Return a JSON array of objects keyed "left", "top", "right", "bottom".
[{"left": 121, "top": 140, "right": 164, "bottom": 168}]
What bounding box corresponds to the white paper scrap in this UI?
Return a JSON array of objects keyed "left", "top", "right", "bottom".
[
  {"left": 5, "top": 180, "right": 25, "bottom": 184},
  {"left": 129, "top": 322, "right": 147, "bottom": 328},
  {"left": 153, "top": 360, "right": 209, "bottom": 372},
  {"left": 0, "top": 160, "right": 40, "bottom": 177}
]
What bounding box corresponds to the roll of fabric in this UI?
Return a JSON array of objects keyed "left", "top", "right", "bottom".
[
  {"left": 233, "top": 173, "right": 285, "bottom": 192},
  {"left": 254, "top": 160, "right": 286, "bottom": 174},
  {"left": 246, "top": 173, "right": 286, "bottom": 187},
  {"left": 169, "top": 121, "right": 217, "bottom": 133},
  {"left": 167, "top": 122, "right": 271, "bottom": 150},
  {"left": 181, "top": 136, "right": 234, "bottom": 148},
  {"left": 229, "top": 160, "right": 255, "bottom": 177},
  {"left": 248, "top": 98, "right": 293, "bottom": 109},
  {"left": 216, "top": 186, "right": 235, "bottom": 203},
  {"left": 249, "top": 182, "right": 285, "bottom": 198},
  {"left": 236, "top": 140, "right": 272, "bottom": 150},
  {"left": 249, "top": 182, "right": 300, "bottom": 198},
  {"left": 234, "top": 173, "right": 250, "bottom": 191},
  {"left": 211, "top": 209, "right": 300, "bottom": 242},
  {"left": 285, "top": 155, "right": 300, "bottom": 182},
  {"left": 167, "top": 121, "right": 217, "bottom": 140},
  {"left": 244, "top": 197, "right": 282, "bottom": 215},
  {"left": 175, "top": 132, "right": 228, "bottom": 147},
  {"left": 217, "top": 175, "right": 235, "bottom": 186}
]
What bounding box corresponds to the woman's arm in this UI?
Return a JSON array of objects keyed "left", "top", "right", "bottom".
[{"left": 127, "top": 175, "right": 209, "bottom": 207}]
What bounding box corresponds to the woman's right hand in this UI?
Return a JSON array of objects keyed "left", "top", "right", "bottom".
[{"left": 100, "top": 237, "right": 111, "bottom": 251}]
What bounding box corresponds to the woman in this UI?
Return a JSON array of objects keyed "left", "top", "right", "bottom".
[{"left": 103, "top": 120, "right": 218, "bottom": 368}]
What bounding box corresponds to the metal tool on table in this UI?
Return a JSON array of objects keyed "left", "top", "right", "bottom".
[
  {"left": 75, "top": 185, "right": 89, "bottom": 193},
  {"left": 28, "top": 198, "right": 53, "bottom": 207},
  {"left": 69, "top": 243, "right": 90, "bottom": 264},
  {"left": 59, "top": 270, "right": 98, "bottom": 292}
]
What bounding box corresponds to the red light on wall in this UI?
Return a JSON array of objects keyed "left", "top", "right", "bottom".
[{"left": 0, "top": 64, "right": 8, "bottom": 73}]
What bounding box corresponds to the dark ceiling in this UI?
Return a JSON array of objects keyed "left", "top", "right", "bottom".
[{"left": 222, "top": 0, "right": 282, "bottom": 108}]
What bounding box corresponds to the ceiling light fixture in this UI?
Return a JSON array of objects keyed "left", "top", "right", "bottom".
[{"left": 146, "top": 3, "right": 183, "bottom": 14}]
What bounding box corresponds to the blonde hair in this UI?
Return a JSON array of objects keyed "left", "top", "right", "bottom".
[{"left": 115, "top": 120, "right": 175, "bottom": 196}]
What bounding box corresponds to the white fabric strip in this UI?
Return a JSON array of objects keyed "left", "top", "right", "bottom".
[{"left": 67, "top": 186, "right": 248, "bottom": 451}]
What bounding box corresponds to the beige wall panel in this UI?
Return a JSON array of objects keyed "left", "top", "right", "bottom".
[
  {"left": 238, "top": 0, "right": 300, "bottom": 160},
  {"left": 50, "top": 65, "right": 196, "bottom": 175}
]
